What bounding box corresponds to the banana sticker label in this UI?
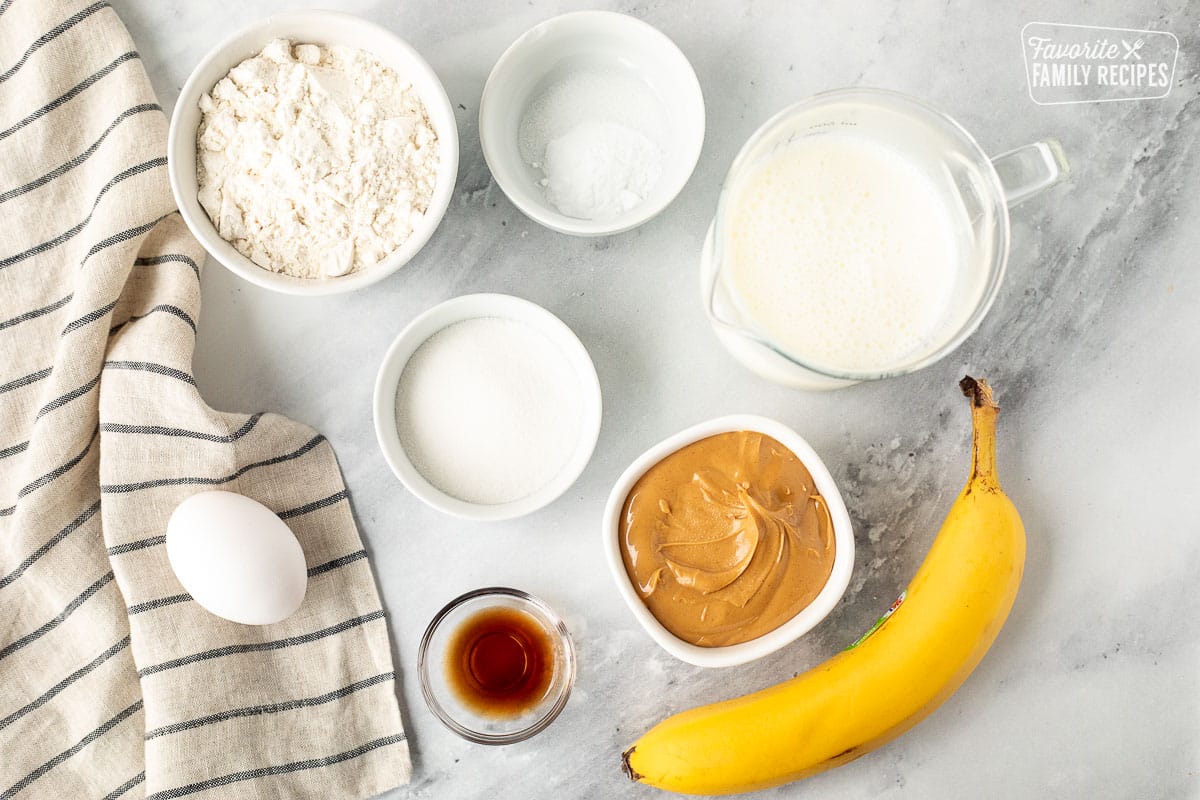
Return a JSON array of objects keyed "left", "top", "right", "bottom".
[{"left": 846, "top": 591, "right": 906, "bottom": 650}]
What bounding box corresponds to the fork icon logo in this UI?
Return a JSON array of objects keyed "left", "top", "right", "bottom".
[{"left": 1122, "top": 38, "right": 1145, "bottom": 60}]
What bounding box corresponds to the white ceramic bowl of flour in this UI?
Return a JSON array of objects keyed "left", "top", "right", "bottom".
[
  {"left": 480, "top": 11, "right": 704, "bottom": 236},
  {"left": 167, "top": 10, "right": 459, "bottom": 295},
  {"left": 373, "top": 294, "right": 603, "bottom": 521}
]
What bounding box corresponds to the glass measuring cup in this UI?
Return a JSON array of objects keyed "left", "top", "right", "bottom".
[{"left": 701, "top": 88, "right": 1069, "bottom": 390}]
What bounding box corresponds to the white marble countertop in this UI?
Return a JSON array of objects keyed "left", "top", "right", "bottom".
[{"left": 115, "top": 1, "right": 1199, "bottom": 797}]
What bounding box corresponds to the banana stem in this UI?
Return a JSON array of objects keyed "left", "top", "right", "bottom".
[{"left": 959, "top": 376, "right": 999, "bottom": 487}]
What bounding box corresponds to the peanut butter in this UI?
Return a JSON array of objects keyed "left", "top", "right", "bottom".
[{"left": 619, "top": 431, "right": 835, "bottom": 647}]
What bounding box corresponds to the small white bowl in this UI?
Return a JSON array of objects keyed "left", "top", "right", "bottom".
[
  {"left": 373, "top": 294, "right": 602, "bottom": 521},
  {"left": 479, "top": 11, "right": 704, "bottom": 236},
  {"left": 602, "top": 415, "right": 855, "bottom": 668},
  {"left": 167, "top": 10, "right": 459, "bottom": 295}
]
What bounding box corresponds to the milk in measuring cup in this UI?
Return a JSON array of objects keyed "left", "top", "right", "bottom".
[{"left": 725, "top": 133, "right": 963, "bottom": 374}]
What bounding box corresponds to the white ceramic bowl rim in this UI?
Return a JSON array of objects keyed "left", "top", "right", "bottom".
[
  {"left": 479, "top": 10, "right": 705, "bottom": 237},
  {"left": 602, "top": 414, "right": 855, "bottom": 668},
  {"left": 373, "top": 293, "right": 603, "bottom": 521},
  {"left": 166, "top": 9, "right": 460, "bottom": 296}
]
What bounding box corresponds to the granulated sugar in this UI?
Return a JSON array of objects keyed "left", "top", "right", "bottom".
[{"left": 395, "top": 317, "right": 585, "bottom": 505}]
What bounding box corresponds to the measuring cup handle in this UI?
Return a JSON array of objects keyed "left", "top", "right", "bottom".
[{"left": 991, "top": 140, "right": 1070, "bottom": 207}]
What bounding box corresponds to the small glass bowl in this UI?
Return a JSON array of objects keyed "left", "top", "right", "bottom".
[{"left": 417, "top": 587, "right": 576, "bottom": 744}]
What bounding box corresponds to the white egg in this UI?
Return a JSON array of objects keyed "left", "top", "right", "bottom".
[{"left": 166, "top": 490, "right": 307, "bottom": 625}]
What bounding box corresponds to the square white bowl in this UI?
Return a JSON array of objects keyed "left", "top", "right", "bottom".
[
  {"left": 602, "top": 415, "right": 855, "bottom": 667},
  {"left": 373, "top": 294, "right": 603, "bottom": 521},
  {"left": 167, "top": 10, "right": 459, "bottom": 295}
]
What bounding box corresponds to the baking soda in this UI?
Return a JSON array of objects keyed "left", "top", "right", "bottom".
[
  {"left": 395, "top": 317, "right": 584, "bottom": 505},
  {"left": 519, "top": 66, "right": 665, "bottom": 221}
]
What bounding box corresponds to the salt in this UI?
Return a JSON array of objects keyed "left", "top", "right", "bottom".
[
  {"left": 519, "top": 66, "right": 666, "bottom": 221},
  {"left": 395, "top": 317, "right": 585, "bottom": 505}
]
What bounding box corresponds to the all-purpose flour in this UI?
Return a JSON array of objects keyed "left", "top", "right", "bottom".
[{"left": 197, "top": 39, "right": 439, "bottom": 279}]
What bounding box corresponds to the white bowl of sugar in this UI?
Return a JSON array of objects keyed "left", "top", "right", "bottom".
[
  {"left": 479, "top": 11, "right": 705, "bottom": 236},
  {"left": 373, "top": 294, "right": 603, "bottom": 521}
]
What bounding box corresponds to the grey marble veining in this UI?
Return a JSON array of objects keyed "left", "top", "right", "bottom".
[{"left": 115, "top": 0, "right": 1199, "bottom": 797}]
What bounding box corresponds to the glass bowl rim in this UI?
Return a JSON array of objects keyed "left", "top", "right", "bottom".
[{"left": 417, "top": 586, "right": 577, "bottom": 745}]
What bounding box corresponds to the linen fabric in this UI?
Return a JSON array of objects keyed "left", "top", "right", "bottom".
[{"left": 0, "top": 2, "right": 411, "bottom": 798}]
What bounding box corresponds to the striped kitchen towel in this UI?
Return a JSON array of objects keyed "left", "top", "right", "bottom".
[{"left": 0, "top": 2, "right": 411, "bottom": 798}]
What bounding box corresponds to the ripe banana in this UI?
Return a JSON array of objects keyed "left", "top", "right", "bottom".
[{"left": 622, "top": 376, "right": 1026, "bottom": 795}]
